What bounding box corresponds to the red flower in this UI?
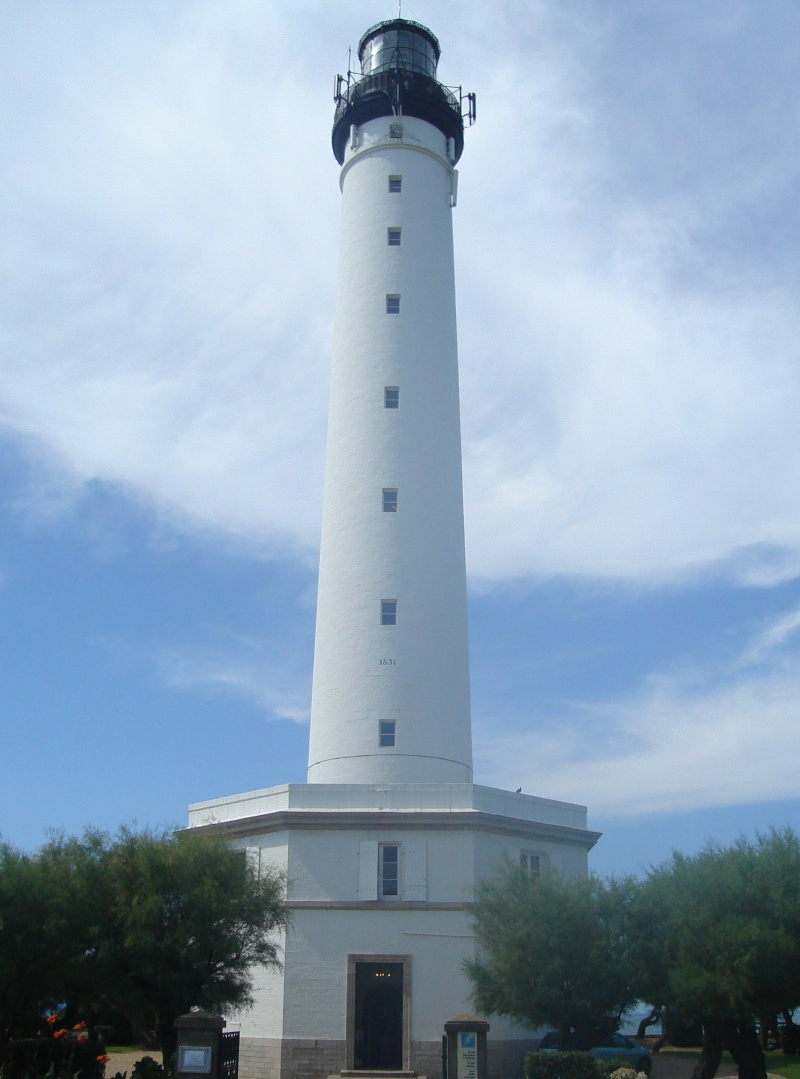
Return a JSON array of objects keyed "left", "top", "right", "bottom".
[
  {"left": 53, "top": 1030, "right": 68, "bottom": 1039},
  {"left": 97, "top": 1055, "right": 111, "bottom": 1064},
  {"left": 46, "top": 1015, "right": 59, "bottom": 1025},
  {"left": 73, "top": 1022, "right": 87, "bottom": 1031}
]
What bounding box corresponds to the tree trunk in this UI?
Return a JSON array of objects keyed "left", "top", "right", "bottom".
[
  {"left": 638, "top": 1007, "right": 662, "bottom": 1040},
  {"left": 157, "top": 1012, "right": 178, "bottom": 1067},
  {"left": 127, "top": 1007, "right": 159, "bottom": 1050},
  {"left": 726, "top": 1023, "right": 768, "bottom": 1079},
  {"left": 652, "top": 1007, "right": 668, "bottom": 1054},
  {"left": 690, "top": 1021, "right": 724, "bottom": 1079},
  {"left": 758, "top": 1015, "right": 776, "bottom": 1051},
  {"left": 781, "top": 1011, "right": 800, "bottom": 1055}
]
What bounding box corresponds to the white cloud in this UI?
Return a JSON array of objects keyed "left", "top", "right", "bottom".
[
  {"left": 2, "top": 2, "right": 799, "bottom": 585},
  {"left": 1, "top": 3, "right": 336, "bottom": 559},
  {"left": 475, "top": 604, "right": 800, "bottom": 816},
  {"left": 460, "top": 270, "right": 800, "bottom": 582},
  {"left": 159, "top": 642, "right": 311, "bottom": 725},
  {"left": 741, "top": 602, "right": 800, "bottom": 666}
]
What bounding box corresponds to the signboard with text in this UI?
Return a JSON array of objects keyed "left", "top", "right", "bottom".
[
  {"left": 178, "top": 1047, "right": 212, "bottom": 1074},
  {"left": 457, "top": 1031, "right": 477, "bottom": 1079}
]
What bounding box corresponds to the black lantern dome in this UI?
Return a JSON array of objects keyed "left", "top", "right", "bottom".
[
  {"left": 332, "top": 19, "right": 475, "bottom": 165},
  {"left": 359, "top": 19, "right": 440, "bottom": 78}
]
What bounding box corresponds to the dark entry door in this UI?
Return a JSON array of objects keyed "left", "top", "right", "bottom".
[{"left": 354, "top": 961, "right": 403, "bottom": 1070}]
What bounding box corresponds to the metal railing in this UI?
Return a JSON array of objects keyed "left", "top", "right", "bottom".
[
  {"left": 220, "top": 1031, "right": 240, "bottom": 1079},
  {"left": 334, "top": 68, "right": 473, "bottom": 126}
]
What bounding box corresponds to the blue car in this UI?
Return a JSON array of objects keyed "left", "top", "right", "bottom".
[{"left": 537, "top": 1031, "right": 652, "bottom": 1075}]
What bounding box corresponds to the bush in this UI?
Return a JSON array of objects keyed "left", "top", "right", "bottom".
[
  {"left": 130, "top": 1059, "right": 166, "bottom": 1079},
  {"left": 525, "top": 1052, "right": 606, "bottom": 1079},
  {"left": 0, "top": 1036, "right": 106, "bottom": 1079},
  {"left": 524, "top": 1053, "right": 650, "bottom": 1079}
]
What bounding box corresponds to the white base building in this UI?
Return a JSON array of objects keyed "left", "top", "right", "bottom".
[{"left": 188, "top": 783, "right": 598, "bottom": 1079}]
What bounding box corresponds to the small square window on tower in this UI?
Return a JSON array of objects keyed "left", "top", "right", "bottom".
[
  {"left": 386, "top": 294, "right": 400, "bottom": 314},
  {"left": 379, "top": 720, "right": 396, "bottom": 747},
  {"left": 388, "top": 175, "right": 402, "bottom": 193},
  {"left": 384, "top": 386, "right": 399, "bottom": 409},
  {"left": 387, "top": 227, "right": 401, "bottom": 246},
  {"left": 382, "top": 488, "right": 398, "bottom": 512},
  {"left": 381, "top": 600, "right": 397, "bottom": 625}
]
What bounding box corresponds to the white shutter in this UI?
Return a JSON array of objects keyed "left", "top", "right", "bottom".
[
  {"left": 358, "top": 841, "right": 379, "bottom": 901},
  {"left": 404, "top": 840, "right": 427, "bottom": 901}
]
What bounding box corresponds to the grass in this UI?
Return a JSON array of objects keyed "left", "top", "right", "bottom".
[
  {"left": 104, "top": 1048, "right": 151, "bottom": 1056},
  {"left": 653, "top": 1047, "right": 800, "bottom": 1079},
  {"left": 763, "top": 1052, "right": 800, "bottom": 1079}
]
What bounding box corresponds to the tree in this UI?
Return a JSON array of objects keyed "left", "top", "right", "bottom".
[
  {"left": 465, "top": 863, "right": 638, "bottom": 1047},
  {"left": 629, "top": 829, "right": 800, "bottom": 1079},
  {"left": 0, "top": 840, "right": 65, "bottom": 1039},
  {"left": 0, "top": 827, "right": 287, "bottom": 1062},
  {"left": 107, "top": 826, "right": 286, "bottom": 1061},
  {"left": 36, "top": 830, "right": 125, "bottom": 1036}
]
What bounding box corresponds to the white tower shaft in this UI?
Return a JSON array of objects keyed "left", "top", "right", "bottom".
[{"left": 308, "top": 111, "right": 472, "bottom": 785}]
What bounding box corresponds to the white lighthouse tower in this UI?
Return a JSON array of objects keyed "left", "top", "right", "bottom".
[
  {"left": 189, "top": 20, "right": 599, "bottom": 1079},
  {"left": 309, "top": 20, "right": 473, "bottom": 786}
]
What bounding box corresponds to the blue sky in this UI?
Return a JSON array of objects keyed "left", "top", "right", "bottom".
[{"left": 2, "top": 1, "right": 800, "bottom": 878}]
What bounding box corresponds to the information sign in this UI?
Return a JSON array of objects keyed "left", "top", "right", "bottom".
[
  {"left": 178, "top": 1047, "right": 212, "bottom": 1074},
  {"left": 457, "top": 1031, "right": 477, "bottom": 1079}
]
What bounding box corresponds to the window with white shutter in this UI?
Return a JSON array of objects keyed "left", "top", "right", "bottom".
[
  {"left": 358, "top": 840, "right": 379, "bottom": 901},
  {"left": 404, "top": 841, "right": 427, "bottom": 901}
]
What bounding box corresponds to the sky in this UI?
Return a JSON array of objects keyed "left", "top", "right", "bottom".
[{"left": 2, "top": 0, "right": 799, "bottom": 878}]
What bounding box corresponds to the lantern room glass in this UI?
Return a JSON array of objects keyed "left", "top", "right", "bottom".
[{"left": 360, "top": 28, "right": 437, "bottom": 78}]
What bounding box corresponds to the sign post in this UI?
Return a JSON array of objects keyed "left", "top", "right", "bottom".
[
  {"left": 175, "top": 1009, "right": 226, "bottom": 1079},
  {"left": 444, "top": 1015, "right": 490, "bottom": 1079}
]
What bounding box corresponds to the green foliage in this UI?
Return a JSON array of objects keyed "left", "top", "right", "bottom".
[
  {"left": 525, "top": 1051, "right": 605, "bottom": 1079},
  {"left": 0, "top": 1035, "right": 106, "bottom": 1079},
  {"left": 0, "top": 841, "right": 70, "bottom": 1038},
  {"left": 109, "top": 826, "right": 286, "bottom": 1057},
  {"left": 0, "top": 827, "right": 286, "bottom": 1062},
  {"left": 465, "top": 863, "right": 637, "bottom": 1045},
  {"left": 631, "top": 829, "right": 800, "bottom": 1025},
  {"left": 468, "top": 830, "right": 800, "bottom": 1079},
  {"left": 523, "top": 1052, "right": 637, "bottom": 1079},
  {"left": 130, "top": 1057, "right": 166, "bottom": 1079},
  {"left": 626, "top": 829, "right": 800, "bottom": 1079}
]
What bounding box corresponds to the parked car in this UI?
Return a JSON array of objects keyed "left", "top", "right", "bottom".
[{"left": 537, "top": 1031, "right": 652, "bottom": 1075}]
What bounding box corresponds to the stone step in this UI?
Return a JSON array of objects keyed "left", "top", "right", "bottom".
[{"left": 332, "top": 1073, "right": 422, "bottom": 1079}]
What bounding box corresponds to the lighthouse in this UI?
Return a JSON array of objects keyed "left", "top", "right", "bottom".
[
  {"left": 188, "top": 19, "right": 599, "bottom": 1079},
  {"left": 309, "top": 19, "right": 474, "bottom": 786}
]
